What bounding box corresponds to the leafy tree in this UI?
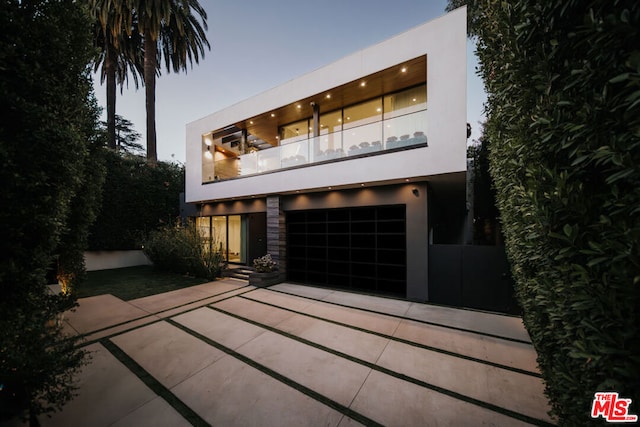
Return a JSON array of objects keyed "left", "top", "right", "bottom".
[
  {"left": 101, "top": 114, "right": 145, "bottom": 155},
  {"left": 133, "top": 0, "right": 210, "bottom": 163},
  {"left": 91, "top": 0, "right": 144, "bottom": 150},
  {"left": 448, "top": 1, "right": 640, "bottom": 424},
  {"left": 0, "top": 0, "right": 105, "bottom": 423}
]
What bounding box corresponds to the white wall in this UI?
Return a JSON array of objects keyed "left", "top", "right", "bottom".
[
  {"left": 186, "top": 7, "right": 467, "bottom": 203},
  {"left": 84, "top": 250, "right": 152, "bottom": 271}
]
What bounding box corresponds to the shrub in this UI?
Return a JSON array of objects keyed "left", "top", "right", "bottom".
[
  {"left": 253, "top": 254, "right": 277, "bottom": 273},
  {"left": 143, "top": 223, "right": 224, "bottom": 280},
  {"left": 449, "top": 0, "right": 640, "bottom": 424}
]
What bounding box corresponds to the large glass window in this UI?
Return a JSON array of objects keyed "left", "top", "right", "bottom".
[
  {"left": 383, "top": 84, "right": 427, "bottom": 119},
  {"left": 227, "top": 215, "right": 243, "bottom": 263},
  {"left": 319, "top": 110, "right": 342, "bottom": 135},
  {"left": 279, "top": 119, "right": 310, "bottom": 145},
  {"left": 212, "top": 216, "right": 227, "bottom": 254},
  {"left": 196, "top": 216, "right": 211, "bottom": 252},
  {"left": 343, "top": 98, "right": 383, "bottom": 154},
  {"left": 198, "top": 215, "right": 246, "bottom": 263},
  {"left": 206, "top": 82, "right": 428, "bottom": 181},
  {"left": 343, "top": 98, "right": 382, "bottom": 129}
]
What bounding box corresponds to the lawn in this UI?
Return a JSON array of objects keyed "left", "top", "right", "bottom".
[{"left": 77, "top": 265, "right": 209, "bottom": 301}]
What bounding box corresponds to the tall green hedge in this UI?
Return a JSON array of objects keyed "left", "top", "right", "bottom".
[
  {"left": 88, "top": 151, "right": 184, "bottom": 250},
  {"left": 449, "top": 1, "right": 640, "bottom": 424},
  {"left": 0, "top": 0, "right": 102, "bottom": 421}
]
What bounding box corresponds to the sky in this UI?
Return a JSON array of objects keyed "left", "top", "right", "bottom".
[{"left": 92, "top": 0, "right": 485, "bottom": 165}]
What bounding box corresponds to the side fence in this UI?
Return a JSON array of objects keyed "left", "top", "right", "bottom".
[{"left": 428, "top": 245, "right": 519, "bottom": 314}]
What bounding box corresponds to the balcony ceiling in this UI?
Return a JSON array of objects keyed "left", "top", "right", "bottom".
[{"left": 221, "top": 55, "right": 427, "bottom": 147}]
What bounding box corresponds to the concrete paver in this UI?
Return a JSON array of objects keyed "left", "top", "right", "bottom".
[
  {"left": 404, "top": 302, "right": 531, "bottom": 342},
  {"left": 171, "top": 354, "right": 345, "bottom": 427},
  {"left": 45, "top": 279, "right": 553, "bottom": 426},
  {"left": 350, "top": 370, "right": 533, "bottom": 427},
  {"left": 276, "top": 314, "right": 390, "bottom": 364},
  {"left": 236, "top": 330, "right": 372, "bottom": 407},
  {"left": 64, "top": 294, "right": 150, "bottom": 335},
  {"left": 376, "top": 340, "right": 552, "bottom": 423},
  {"left": 109, "top": 397, "right": 191, "bottom": 427},
  {"left": 173, "top": 307, "right": 266, "bottom": 350},
  {"left": 212, "top": 296, "right": 297, "bottom": 327},
  {"left": 393, "top": 318, "right": 539, "bottom": 373},
  {"left": 43, "top": 343, "right": 157, "bottom": 427},
  {"left": 110, "top": 321, "right": 226, "bottom": 389}
]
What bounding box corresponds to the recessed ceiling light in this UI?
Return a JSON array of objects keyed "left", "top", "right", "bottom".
[
  {"left": 360, "top": 82, "right": 366, "bottom": 87},
  {"left": 296, "top": 104, "right": 301, "bottom": 109},
  {"left": 412, "top": 98, "right": 417, "bottom": 102},
  {"left": 360, "top": 183, "right": 365, "bottom": 187},
  {"left": 338, "top": 118, "right": 342, "bottom": 122},
  {"left": 270, "top": 113, "right": 275, "bottom": 117},
  {"left": 376, "top": 108, "right": 381, "bottom": 112},
  {"left": 328, "top": 186, "right": 332, "bottom": 190},
  {"left": 405, "top": 178, "right": 410, "bottom": 182},
  {"left": 249, "top": 121, "right": 254, "bottom": 125},
  {"left": 326, "top": 94, "right": 331, "bottom": 99},
  {"left": 401, "top": 67, "right": 407, "bottom": 73}
]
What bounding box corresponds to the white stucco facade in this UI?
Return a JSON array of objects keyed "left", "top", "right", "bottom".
[{"left": 185, "top": 7, "right": 467, "bottom": 203}]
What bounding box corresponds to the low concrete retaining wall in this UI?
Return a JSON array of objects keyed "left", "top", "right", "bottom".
[{"left": 84, "top": 250, "right": 152, "bottom": 271}]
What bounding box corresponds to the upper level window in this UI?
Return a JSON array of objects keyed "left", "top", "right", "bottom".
[
  {"left": 343, "top": 98, "right": 382, "bottom": 130},
  {"left": 384, "top": 85, "right": 427, "bottom": 119},
  {"left": 319, "top": 110, "right": 342, "bottom": 135},
  {"left": 280, "top": 119, "right": 310, "bottom": 145}
]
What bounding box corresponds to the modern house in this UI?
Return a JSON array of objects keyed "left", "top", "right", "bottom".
[{"left": 185, "top": 7, "right": 469, "bottom": 302}]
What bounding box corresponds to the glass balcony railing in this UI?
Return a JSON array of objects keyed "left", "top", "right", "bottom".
[{"left": 212, "top": 109, "right": 427, "bottom": 181}]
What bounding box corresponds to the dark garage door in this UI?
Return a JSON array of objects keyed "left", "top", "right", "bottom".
[{"left": 286, "top": 205, "right": 406, "bottom": 297}]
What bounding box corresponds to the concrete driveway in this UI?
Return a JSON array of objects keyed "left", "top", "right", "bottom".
[{"left": 43, "top": 279, "right": 554, "bottom": 426}]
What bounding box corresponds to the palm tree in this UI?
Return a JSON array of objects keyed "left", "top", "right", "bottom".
[
  {"left": 91, "top": 0, "right": 144, "bottom": 150},
  {"left": 134, "top": 0, "right": 210, "bottom": 163}
]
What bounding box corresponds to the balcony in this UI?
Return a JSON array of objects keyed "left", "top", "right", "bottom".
[{"left": 208, "top": 109, "right": 427, "bottom": 182}]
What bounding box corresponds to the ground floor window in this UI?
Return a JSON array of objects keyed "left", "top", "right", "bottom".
[{"left": 196, "top": 215, "right": 247, "bottom": 263}]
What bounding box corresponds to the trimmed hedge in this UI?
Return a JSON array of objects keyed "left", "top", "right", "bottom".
[
  {"left": 88, "top": 151, "right": 184, "bottom": 250},
  {"left": 449, "top": 1, "right": 640, "bottom": 424},
  {"left": 0, "top": 0, "right": 100, "bottom": 420}
]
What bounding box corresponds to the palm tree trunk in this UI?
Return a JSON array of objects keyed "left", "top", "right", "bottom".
[
  {"left": 144, "top": 29, "right": 157, "bottom": 164},
  {"left": 105, "top": 42, "right": 117, "bottom": 150}
]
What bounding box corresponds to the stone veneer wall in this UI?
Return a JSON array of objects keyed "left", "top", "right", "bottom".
[{"left": 266, "top": 196, "right": 286, "bottom": 275}]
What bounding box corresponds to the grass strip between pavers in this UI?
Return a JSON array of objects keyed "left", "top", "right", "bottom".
[
  {"left": 239, "top": 294, "right": 541, "bottom": 378},
  {"left": 205, "top": 304, "right": 555, "bottom": 427},
  {"left": 100, "top": 338, "right": 210, "bottom": 427},
  {"left": 267, "top": 287, "right": 533, "bottom": 345},
  {"left": 165, "top": 318, "right": 383, "bottom": 427}
]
